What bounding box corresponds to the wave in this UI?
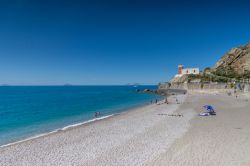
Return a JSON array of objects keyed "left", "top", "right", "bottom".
[{"left": 0, "top": 114, "right": 115, "bottom": 148}]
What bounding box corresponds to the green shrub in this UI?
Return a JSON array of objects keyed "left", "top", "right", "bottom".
[
  {"left": 243, "top": 71, "right": 250, "bottom": 78},
  {"left": 230, "top": 83, "right": 235, "bottom": 88}
]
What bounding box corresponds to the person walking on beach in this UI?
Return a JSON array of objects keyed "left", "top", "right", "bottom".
[{"left": 155, "top": 99, "right": 158, "bottom": 104}]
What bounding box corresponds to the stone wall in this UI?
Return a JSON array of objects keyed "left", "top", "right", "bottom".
[{"left": 160, "top": 82, "right": 250, "bottom": 93}]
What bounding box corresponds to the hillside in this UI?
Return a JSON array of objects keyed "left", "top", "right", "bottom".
[
  {"left": 171, "top": 42, "right": 250, "bottom": 83},
  {"left": 214, "top": 42, "right": 250, "bottom": 75}
]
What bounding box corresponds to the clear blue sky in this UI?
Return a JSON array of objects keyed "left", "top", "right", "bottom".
[{"left": 0, "top": 0, "right": 250, "bottom": 85}]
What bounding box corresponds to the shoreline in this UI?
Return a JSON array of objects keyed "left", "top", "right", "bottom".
[
  {"left": 0, "top": 94, "right": 193, "bottom": 165},
  {"left": 0, "top": 114, "right": 115, "bottom": 148},
  {"left": 0, "top": 98, "right": 162, "bottom": 148},
  {"left": 2, "top": 93, "right": 249, "bottom": 165}
]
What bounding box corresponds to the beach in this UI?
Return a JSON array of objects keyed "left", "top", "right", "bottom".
[
  {"left": 0, "top": 85, "right": 161, "bottom": 146},
  {"left": 1, "top": 93, "right": 250, "bottom": 165},
  {"left": 149, "top": 93, "right": 250, "bottom": 166},
  {"left": 0, "top": 95, "right": 193, "bottom": 165}
]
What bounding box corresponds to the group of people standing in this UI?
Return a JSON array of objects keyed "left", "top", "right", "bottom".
[
  {"left": 151, "top": 97, "right": 179, "bottom": 105},
  {"left": 151, "top": 99, "right": 161, "bottom": 104}
]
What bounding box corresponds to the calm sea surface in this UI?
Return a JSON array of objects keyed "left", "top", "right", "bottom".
[{"left": 0, "top": 86, "right": 161, "bottom": 146}]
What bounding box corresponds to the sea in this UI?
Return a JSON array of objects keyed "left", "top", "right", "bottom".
[{"left": 0, "top": 85, "right": 161, "bottom": 146}]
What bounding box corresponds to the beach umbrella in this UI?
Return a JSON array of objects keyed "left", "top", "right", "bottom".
[{"left": 203, "top": 105, "right": 215, "bottom": 112}]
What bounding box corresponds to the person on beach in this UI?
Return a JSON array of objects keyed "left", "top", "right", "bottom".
[
  {"left": 165, "top": 98, "right": 169, "bottom": 104},
  {"left": 155, "top": 99, "right": 158, "bottom": 104},
  {"left": 176, "top": 98, "right": 179, "bottom": 104}
]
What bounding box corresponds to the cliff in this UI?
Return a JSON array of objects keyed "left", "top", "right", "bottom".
[
  {"left": 170, "top": 75, "right": 188, "bottom": 83},
  {"left": 214, "top": 43, "right": 250, "bottom": 74},
  {"left": 170, "top": 42, "right": 250, "bottom": 84}
]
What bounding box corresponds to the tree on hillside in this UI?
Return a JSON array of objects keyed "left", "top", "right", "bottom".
[{"left": 214, "top": 66, "right": 241, "bottom": 79}]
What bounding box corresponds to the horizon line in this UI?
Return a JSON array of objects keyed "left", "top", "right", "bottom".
[{"left": 0, "top": 84, "right": 158, "bottom": 86}]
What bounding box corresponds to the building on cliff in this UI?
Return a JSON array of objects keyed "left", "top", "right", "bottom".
[{"left": 175, "top": 65, "right": 199, "bottom": 78}]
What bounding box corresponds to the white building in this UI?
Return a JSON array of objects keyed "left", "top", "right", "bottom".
[
  {"left": 181, "top": 68, "right": 199, "bottom": 75},
  {"left": 175, "top": 65, "right": 199, "bottom": 77}
]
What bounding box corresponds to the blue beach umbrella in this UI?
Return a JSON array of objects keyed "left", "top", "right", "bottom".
[{"left": 203, "top": 105, "right": 215, "bottom": 112}]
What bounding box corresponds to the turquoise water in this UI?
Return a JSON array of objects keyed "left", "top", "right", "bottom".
[{"left": 0, "top": 86, "right": 161, "bottom": 146}]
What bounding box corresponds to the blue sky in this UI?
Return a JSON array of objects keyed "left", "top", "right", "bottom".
[{"left": 0, "top": 0, "right": 250, "bottom": 85}]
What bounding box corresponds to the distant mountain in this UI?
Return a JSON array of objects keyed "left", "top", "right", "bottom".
[
  {"left": 1, "top": 84, "right": 10, "bottom": 86},
  {"left": 214, "top": 42, "right": 250, "bottom": 75},
  {"left": 125, "top": 83, "right": 140, "bottom": 86},
  {"left": 63, "top": 84, "right": 73, "bottom": 86}
]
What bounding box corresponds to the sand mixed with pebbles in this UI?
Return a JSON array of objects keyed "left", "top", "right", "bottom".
[
  {"left": 0, "top": 95, "right": 194, "bottom": 166},
  {"left": 149, "top": 93, "right": 250, "bottom": 166},
  {"left": 1, "top": 93, "right": 250, "bottom": 166}
]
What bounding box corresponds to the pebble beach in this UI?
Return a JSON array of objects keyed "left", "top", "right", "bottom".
[{"left": 1, "top": 93, "right": 250, "bottom": 166}]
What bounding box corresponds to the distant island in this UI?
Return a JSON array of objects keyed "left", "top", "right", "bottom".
[
  {"left": 63, "top": 84, "right": 73, "bottom": 86},
  {"left": 0, "top": 84, "right": 10, "bottom": 86},
  {"left": 125, "top": 83, "right": 140, "bottom": 86}
]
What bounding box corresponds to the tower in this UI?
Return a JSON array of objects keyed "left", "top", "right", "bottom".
[{"left": 178, "top": 65, "right": 184, "bottom": 74}]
